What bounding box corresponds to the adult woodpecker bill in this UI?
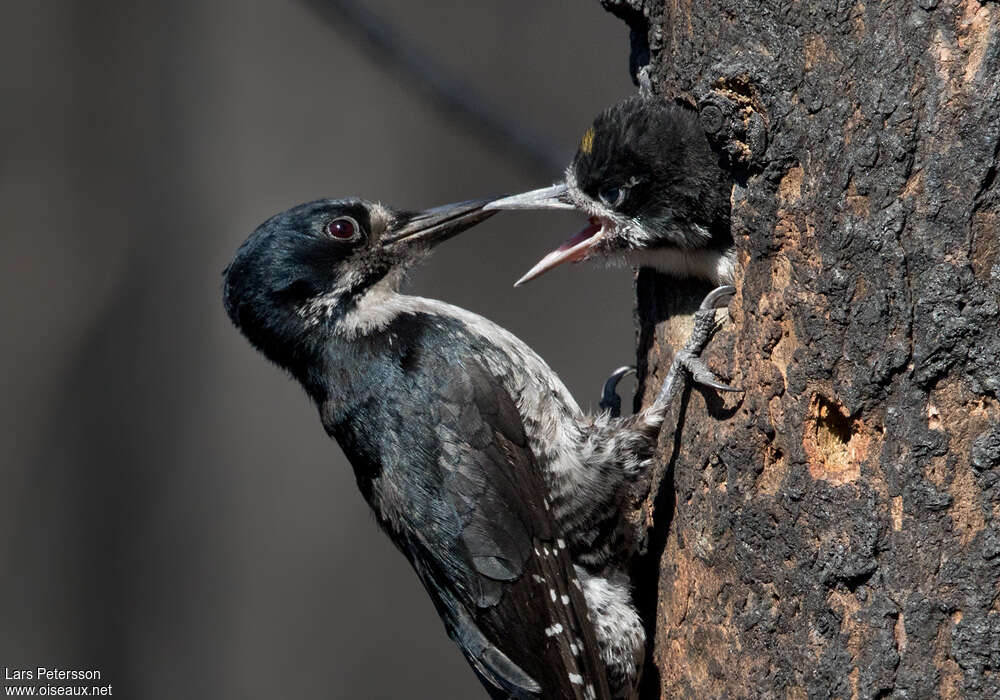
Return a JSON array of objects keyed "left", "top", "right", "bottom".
[
  {"left": 222, "top": 196, "right": 732, "bottom": 698},
  {"left": 486, "top": 95, "right": 735, "bottom": 287}
]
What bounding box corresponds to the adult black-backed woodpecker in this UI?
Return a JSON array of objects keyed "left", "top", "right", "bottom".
[
  {"left": 222, "top": 196, "right": 731, "bottom": 699},
  {"left": 486, "top": 95, "right": 734, "bottom": 288}
]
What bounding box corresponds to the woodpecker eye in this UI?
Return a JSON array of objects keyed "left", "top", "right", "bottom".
[
  {"left": 326, "top": 217, "right": 360, "bottom": 241},
  {"left": 598, "top": 185, "right": 626, "bottom": 209}
]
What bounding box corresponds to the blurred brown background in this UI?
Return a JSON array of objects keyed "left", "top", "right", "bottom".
[{"left": 0, "top": 2, "right": 632, "bottom": 697}]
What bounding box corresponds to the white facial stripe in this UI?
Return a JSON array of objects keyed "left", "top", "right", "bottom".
[
  {"left": 299, "top": 266, "right": 409, "bottom": 333},
  {"left": 367, "top": 201, "right": 396, "bottom": 234},
  {"left": 299, "top": 291, "right": 342, "bottom": 327},
  {"left": 623, "top": 245, "right": 736, "bottom": 284}
]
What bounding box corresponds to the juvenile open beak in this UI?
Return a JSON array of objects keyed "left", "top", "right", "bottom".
[
  {"left": 512, "top": 218, "right": 606, "bottom": 286},
  {"left": 487, "top": 184, "right": 607, "bottom": 287},
  {"left": 382, "top": 198, "right": 496, "bottom": 248},
  {"left": 484, "top": 183, "right": 575, "bottom": 211}
]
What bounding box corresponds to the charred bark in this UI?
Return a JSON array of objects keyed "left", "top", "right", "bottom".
[{"left": 602, "top": 0, "right": 1000, "bottom": 697}]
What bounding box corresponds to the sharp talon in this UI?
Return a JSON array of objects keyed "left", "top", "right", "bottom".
[
  {"left": 700, "top": 285, "right": 736, "bottom": 311},
  {"left": 603, "top": 366, "right": 636, "bottom": 391},
  {"left": 600, "top": 366, "right": 636, "bottom": 417},
  {"left": 654, "top": 285, "right": 740, "bottom": 409},
  {"left": 683, "top": 354, "right": 740, "bottom": 393},
  {"left": 701, "top": 378, "right": 742, "bottom": 393}
]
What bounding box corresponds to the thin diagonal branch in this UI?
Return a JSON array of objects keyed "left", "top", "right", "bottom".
[{"left": 303, "top": 0, "right": 567, "bottom": 177}]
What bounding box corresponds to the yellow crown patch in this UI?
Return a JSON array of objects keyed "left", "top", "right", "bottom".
[{"left": 580, "top": 127, "right": 595, "bottom": 155}]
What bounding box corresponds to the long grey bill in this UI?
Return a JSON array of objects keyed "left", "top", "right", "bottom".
[{"left": 484, "top": 183, "right": 575, "bottom": 211}]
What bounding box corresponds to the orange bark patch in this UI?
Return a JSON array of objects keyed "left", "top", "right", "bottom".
[
  {"left": 829, "top": 589, "right": 863, "bottom": 659},
  {"left": 804, "top": 35, "right": 830, "bottom": 71},
  {"left": 935, "top": 611, "right": 964, "bottom": 700},
  {"left": 664, "top": 306, "right": 697, "bottom": 349},
  {"left": 759, "top": 439, "right": 789, "bottom": 495},
  {"left": 933, "top": 29, "right": 955, "bottom": 87},
  {"left": 970, "top": 209, "right": 997, "bottom": 283},
  {"left": 926, "top": 379, "right": 998, "bottom": 546},
  {"left": 951, "top": 459, "right": 986, "bottom": 547},
  {"left": 845, "top": 178, "right": 870, "bottom": 218},
  {"left": 850, "top": 668, "right": 861, "bottom": 699},
  {"left": 894, "top": 612, "right": 907, "bottom": 653},
  {"left": 770, "top": 316, "right": 797, "bottom": 385},
  {"left": 779, "top": 164, "right": 804, "bottom": 205},
  {"left": 852, "top": 3, "right": 866, "bottom": 40},
  {"left": 902, "top": 168, "right": 924, "bottom": 200},
  {"left": 657, "top": 531, "right": 767, "bottom": 697},
  {"left": 891, "top": 496, "right": 904, "bottom": 531},
  {"left": 958, "top": 0, "right": 996, "bottom": 84}
]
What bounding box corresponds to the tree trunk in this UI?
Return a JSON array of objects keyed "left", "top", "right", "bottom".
[{"left": 601, "top": 0, "right": 1000, "bottom": 697}]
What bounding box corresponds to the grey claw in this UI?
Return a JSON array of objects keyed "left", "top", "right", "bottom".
[
  {"left": 693, "top": 372, "right": 741, "bottom": 393},
  {"left": 654, "top": 285, "right": 740, "bottom": 407},
  {"left": 600, "top": 366, "right": 636, "bottom": 417},
  {"left": 700, "top": 284, "right": 736, "bottom": 311},
  {"left": 712, "top": 381, "right": 742, "bottom": 393},
  {"left": 678, "top": 352, "right": 740, "bottom": 393}
]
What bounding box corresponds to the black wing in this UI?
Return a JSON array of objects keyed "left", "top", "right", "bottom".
[{"left": 387, "top": 355, "right": 612, "bottom": 700}]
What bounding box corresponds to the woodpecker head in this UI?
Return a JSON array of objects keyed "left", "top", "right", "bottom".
[
  {"left": 223, "top": 198, "right": 493, "bottom": 367},
  {"left": 487, "top": 95, "right": 733, "bottom": 285}
]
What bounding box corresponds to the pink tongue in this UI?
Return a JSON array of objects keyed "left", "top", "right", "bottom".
[
  {"left": 556, "top": 221, "right": 602, "bottom": 261},
  {"left": 514, "top": 219, "right": 604, "bottom": 287}
]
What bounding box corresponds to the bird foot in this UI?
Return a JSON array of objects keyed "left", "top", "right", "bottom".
[
  {"left": 599, "top": 366, "right": 636, "bottom": 418},
  {"left": 656, "top": 285, "right": 740, "bottom": 406}
]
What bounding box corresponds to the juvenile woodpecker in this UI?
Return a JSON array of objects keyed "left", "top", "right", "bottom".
[
  {"left": 222, "top": 196, "right": 731, "bottom": 699},
  {"left": 486, "top": 95, "right": 734, "bottom": 287}
]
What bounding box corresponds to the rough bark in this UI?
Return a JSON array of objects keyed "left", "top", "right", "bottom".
[{"left": 602, "top": 0, "right": 1000, "bottom": 697}]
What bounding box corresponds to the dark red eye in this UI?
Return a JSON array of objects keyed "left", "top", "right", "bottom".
[{"left": 326, "top": 217, "right": 359, "bottom": 240}]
